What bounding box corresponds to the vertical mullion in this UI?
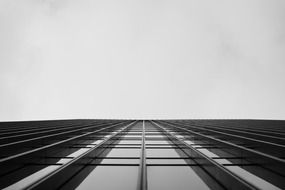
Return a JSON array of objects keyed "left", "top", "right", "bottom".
[{"left": 138, "top": 120, "right": 147, "bottom": 190}]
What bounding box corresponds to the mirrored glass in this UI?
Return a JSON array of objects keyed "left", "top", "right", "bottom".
[
  {"left": 106, "top": 148, "right": 140, "bottom": 157},
  {"left": 147, "top": 166, "right": 210, "bottom": 190},
  {"left": 145, "top": 135, "right": 165, "bottom": 138},
  {"left": 76, "top": 166, "right": 138, "bottom": 190},
  {"left": 146, "top": 149, "right": 181, "bottom": 158},
  {"left": 118, "top": 140, "right": 141, "bottom": 144},
  {"left": 147, "top": 159, "right": 187, "bottom": 164},
  {"left": 101, "top": 159, "right": 139, "bottom": 164},
  {"left": 145, "top": 140, "right": 169, "bottom": 144}
]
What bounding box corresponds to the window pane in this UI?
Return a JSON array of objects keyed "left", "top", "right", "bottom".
[
  {"left": 146, "top": 140, "right": 169, "bottom": 144},
  {"left": 147, "top": 166, "right": 210, "bottom": 190},
  {"left": 147, "top": 159, "right": 187, "bottom": 164},
  {"left": 146, "top": 145, "right": 173, "bottom": 148},
  {"left": 76, "top": 166, "right": 138, "bottom": 190},
  {"left": 122, "top": 135, "right": 142, "bottom": 138},
  {"left": 101, "top": 159, "right": 139, "bottom": 164},
  {"left": 106, "top": 148, "right": 140, "bottom": 157},
  {"left": 118, "top": 140, "right": 141, "bottom": 144},
  {"left": 114, "top": 145, "right": 141, "bottom": 148},
  {"left": 145, "top": 135, "right": 165, "bottom": 138},
  {"left": 146, "top": 149, "right": 181, "bottom": 158}
]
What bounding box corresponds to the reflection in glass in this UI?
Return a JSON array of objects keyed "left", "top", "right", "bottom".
[
  {"left": 148, "top": 166, "right": 210, "bottom": 190},
  {"left": 147, "top": 149, "right": 181, "bottom": 158},
  {"left": 146, "top": 140, "right": 169, "bottom": 144},
  {"left": 76, "top": 166, "right": 138, "bottom": 190},
  {"left": 101, "top": 159, "right": 139, "bottom": 164},
  {"left": 106, "top": 148, "right": 140, "bottom": 157},
  {"left": 145, "top": 135, "right": 165, "bottom": 138},
  {"left": 147, "top": 159, "right": 187, "bottom": 164},
  {"left": 226, "top": 166, "right": 281, "bottom": 190},
  {"left": 184, "top": 138, "right": 281, "bottom": 190},
  {"left": 4, "top": 166, "right": 59, "bottom": 190},
  {"left": 118, "top": 140, "right": 141, "bottom": 144}
]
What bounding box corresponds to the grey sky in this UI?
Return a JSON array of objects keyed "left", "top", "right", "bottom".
[{"left": 0, "top": 0, "right": 285, "bottom": 120}]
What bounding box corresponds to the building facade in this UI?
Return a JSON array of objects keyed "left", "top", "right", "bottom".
[{"left": 0, "top": 119, "right": 284, "bottom": 189}]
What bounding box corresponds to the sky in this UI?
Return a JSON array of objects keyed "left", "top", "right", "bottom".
[{"left": 0, "top": 0, "right": 285, "bottom": 121}]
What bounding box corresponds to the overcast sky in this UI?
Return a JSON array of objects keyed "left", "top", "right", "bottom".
[{"left": 0, "top": 0, "right": 285, "bottom": 121}]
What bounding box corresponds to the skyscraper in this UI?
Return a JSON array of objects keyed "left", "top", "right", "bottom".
[{"left": 0, "top": 119, "right": 284, "bottom": 189}]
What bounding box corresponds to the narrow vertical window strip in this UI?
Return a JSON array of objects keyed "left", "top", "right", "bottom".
[{"left": 137, "top": 120, "right": 147, "bottom": 190}]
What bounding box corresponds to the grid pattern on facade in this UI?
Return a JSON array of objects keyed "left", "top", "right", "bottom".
[{"left": 0, "top": 119, "right": 284, "bottom": 189}]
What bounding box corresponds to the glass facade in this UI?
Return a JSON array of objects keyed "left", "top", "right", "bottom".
[{"left": 0, "top": 119, "right": 284, "bottom": 190}]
